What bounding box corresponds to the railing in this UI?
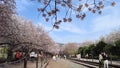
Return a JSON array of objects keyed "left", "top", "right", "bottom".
[{"left": 69, "top": 58, "right": 120, "bottom": 68}]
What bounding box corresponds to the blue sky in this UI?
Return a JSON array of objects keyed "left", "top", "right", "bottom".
[{"left": 16, "top": 0, "right": 120, "bottom": 43}]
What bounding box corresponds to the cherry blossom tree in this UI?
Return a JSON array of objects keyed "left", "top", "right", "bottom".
[
  {"left": 63, "top": 43, "right": 78, "bottom": 56},
  {"left": 36, "top": 0, "right": 116, "bottom": 29}
]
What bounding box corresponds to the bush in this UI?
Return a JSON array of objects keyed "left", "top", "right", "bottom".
[{"left": 110, "top": 55, "right": 120, "bottom": 60}]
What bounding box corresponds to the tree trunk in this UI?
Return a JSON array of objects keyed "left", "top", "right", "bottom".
[
  {"left": 36, "top": 52, "right": 39, "bottom": 68},
  {"left": 24, "top": 51, "right": 28, "bottom": 68},
  {"left": 24, "top": 57, "right": 27, "bottom": 68}
]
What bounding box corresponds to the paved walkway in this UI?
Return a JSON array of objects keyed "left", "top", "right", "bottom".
[
  {"left": 46, "top": 58, "right": 87, "bottom": 68},
  {"left": 0, "top": 60, "right": 47, "bottom": 68},
  {"left": 0, "top": 61, "right": 36, "bottom": 68}
]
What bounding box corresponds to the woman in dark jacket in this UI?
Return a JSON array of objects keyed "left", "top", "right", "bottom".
[{"left": 102, "top": 52, "right": 109, "bottom": 68}]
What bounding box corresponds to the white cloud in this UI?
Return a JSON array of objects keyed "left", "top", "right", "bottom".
[
  {"left": 16, "top": 0, "right": 33, "bottom": 12},
  {"left": 37, "top": 22, "right": 87, "bottom": 34},
  {"left": 49, "top": 32, "right": 64, "bottom": 43},
  {"left": 91, "top": 5, "right": 120, "bottom": 32},
  {"left": 37, "top": 22, "right": 62, "bottom": 32},
  {"left": 60, "top": 23, "right": 87, "bottom": 34}
]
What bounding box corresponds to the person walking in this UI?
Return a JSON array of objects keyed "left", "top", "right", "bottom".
[
  {"left": 30, "top": 51, "right": 37, "bottom": 62},
  {"left": 53, "top": 55, "right": 56, "bottom": 61},
  {"left": 64, "top": 55, "right": 66, "bottom": 59},
  {"left": 15, "top": 51, "right": 21, "bottom": 60},
  {"left": 99, "top": 52, "right": 103, "bottom": 68},
  {"left": 102, "top": 52, "right": 109, "bottom": 68},
  {"left": 15, "top": 51, "right": 22, "bottom": 63}
]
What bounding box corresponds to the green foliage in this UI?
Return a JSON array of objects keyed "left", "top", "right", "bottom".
[
  {"left": 78, "top": 47, "right": 85, "bottom": 57},
  {"left": 103, "top": 44, "right": 113, "bottom": 54},
  {"left": 77, "top": 40, "right": 120, "bottom": 60},
  {"left": 87, "top": 44, "right": 95, "bottom": 54},
  {"left": 111, "top": 39, "right": 120, "bottom": 56},
  {"left": 110, "top": 55, "right": 120, "bottom": 60},
  {"left": 115, "top": 39, "right": 120, "bottom": 47},
  {"left": 94, "top": 41, "right": 107, "bottom": 56},
  {"left": 0, "top": 46, "right": 8, "bottom": 59}
]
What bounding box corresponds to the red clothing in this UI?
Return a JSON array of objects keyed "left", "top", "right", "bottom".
[{"left": 15, "top": 52, "right": 21, "bottom": 59}]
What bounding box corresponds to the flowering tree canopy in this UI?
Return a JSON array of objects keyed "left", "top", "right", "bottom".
[{"left": 36, "top": 0, "right": 116, "bottom": 29}]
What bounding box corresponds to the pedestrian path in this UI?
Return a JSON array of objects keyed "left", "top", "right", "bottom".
[
  {"left": 0, "top": 61, "right": 47, "bottom": 68},
  {"left": 46, "top": 58, "right": 87, "bottom": 68},
  {"left": 0, "top": 61, "right": 36, "bottom": 68}
]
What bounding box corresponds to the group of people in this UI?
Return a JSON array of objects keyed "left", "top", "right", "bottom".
[
  {"left": 52, "top": 54, "right": 67, "bottom": 61},
  {"left": 99, "top": 52, "right": 109, "bottom": 68},
  {"left": 76, "top": 52, "right": 109, "bottom": 68},
  {"left": 14, "top": 51, "right": 38, "bottom": 62},
  {"left": 15, "top": 51, "right": 109, "bottom": 68}
]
